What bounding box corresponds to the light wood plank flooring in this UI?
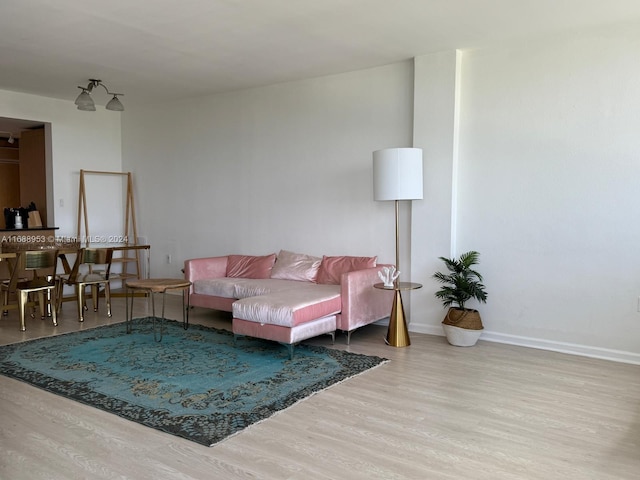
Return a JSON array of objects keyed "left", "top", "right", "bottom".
[{"left": 1, "top": 295, "right": 639, "bottom": 479}]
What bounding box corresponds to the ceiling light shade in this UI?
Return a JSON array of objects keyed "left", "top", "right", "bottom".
[
  {"left": 77, "top": 103, "right": 97, "bottom": 111},
  {"left": 373, "top": 148, "right": 423, "bottom": 201},
  {"left": 74, "top": 89, "right": 94, "bottom": 108},
  {"left": 105, "top": 95, "right": 124, "bottom": 111},
  {"left": 74, "top": 79, "right": 124, "bottom": 112}
]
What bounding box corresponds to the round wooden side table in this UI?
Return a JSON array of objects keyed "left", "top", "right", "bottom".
[{"left": 125, "top": 278, "right": 192, "bottom": 342}]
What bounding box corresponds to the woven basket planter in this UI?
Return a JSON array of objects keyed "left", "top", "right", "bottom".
[{"left": 442, "top": 308, "right": 483, "bottom": 347}]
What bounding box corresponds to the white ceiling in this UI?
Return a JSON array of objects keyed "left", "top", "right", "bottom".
[{"left": 2, "top": 0, "right": 640, "bottom": 110}]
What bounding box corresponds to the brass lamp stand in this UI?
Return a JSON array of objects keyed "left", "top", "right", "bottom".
[{"left": 373, "top": 199, "right": 423, "bottom": 346}]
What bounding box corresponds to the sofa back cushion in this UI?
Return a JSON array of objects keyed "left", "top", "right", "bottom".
[
  {"left": 226, "top": 254, "right": 276, "bottom": 279},
  {"left": 270, "top": 250, "right": 322, "bottom": 282},
  {"left": 316, "top": 255, "right": 377, "bottom": 285}
]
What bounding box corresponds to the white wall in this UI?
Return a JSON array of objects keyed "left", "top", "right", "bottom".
[
  {"left": 412, "top": 25, "right": 640, "bottom": 362},
  {"left": 122, "top": 63, "right": 414, "bottom": 278},
  {"left": 0, "top": 89, "right": 123, "bottom": 238},
  {"left": 411, "top": 50, "right": 462, "bottom": 334}
]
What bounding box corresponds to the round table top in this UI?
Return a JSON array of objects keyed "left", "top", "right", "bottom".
[
  {"left": 373, "top": 281, "right": 423, "bottom": 291},
  {"left": 126, "top": 278, "right": 192, "bottom": 293}
]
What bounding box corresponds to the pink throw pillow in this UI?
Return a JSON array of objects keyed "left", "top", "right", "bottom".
[
  {"left": 270, "top": 250, "right": 322, "bottom": 282},
  {"left": 226, "top": 254, "right": 276, "bottom": 279},
  {"left": 316, "top": 255, "right": 377, "bottom": 285}
]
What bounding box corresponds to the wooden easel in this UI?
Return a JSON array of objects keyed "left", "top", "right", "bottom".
[{"left": 77, "top": 170, "right": 145, "bottom": 289}]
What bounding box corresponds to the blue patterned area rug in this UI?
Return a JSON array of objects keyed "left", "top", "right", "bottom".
[{"left": 0, "top": 319, "right": 388, "bottom": 446}]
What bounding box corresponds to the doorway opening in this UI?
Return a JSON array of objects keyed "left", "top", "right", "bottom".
[{"left": 0, "top": 116, "right": 51, "bottom": 229}]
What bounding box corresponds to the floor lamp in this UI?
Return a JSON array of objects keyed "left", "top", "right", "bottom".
[{"left": 373, "top": 147, "right": 424, "bottom": 346}]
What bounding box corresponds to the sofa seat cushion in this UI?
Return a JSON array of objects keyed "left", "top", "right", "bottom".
[
  {"left": 193, "top": 278, "right": 249, "bottom": 298},
  {"left": 193, "top": 278, "right": 311, "bottom": 299},
  {"left": 233, "top": 285, "right": 341, "bottom": 327},
  {"left": 233, "top": 279, "right": 309, "bottom": 299}
]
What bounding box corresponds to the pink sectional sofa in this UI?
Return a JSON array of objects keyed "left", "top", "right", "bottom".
[{"left": 184, "top": 250, "right": 392, "bottom": 357}]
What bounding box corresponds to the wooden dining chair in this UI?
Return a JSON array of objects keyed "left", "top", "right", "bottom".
[{"left": 56, "top": 247, "right": 114, "bottom": 322}]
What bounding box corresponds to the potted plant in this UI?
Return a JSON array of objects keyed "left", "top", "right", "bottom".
[{"left": 433, "top": 251, "right": 488, "bottom": 346}]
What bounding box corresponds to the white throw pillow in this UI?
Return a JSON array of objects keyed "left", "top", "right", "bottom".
[{"left": 270, "top": 250, "right": 322, "bottom": 282}]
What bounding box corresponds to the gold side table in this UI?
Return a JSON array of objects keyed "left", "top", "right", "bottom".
[{"left": 374, "top": 282, "right": 422, "bottom": 347}]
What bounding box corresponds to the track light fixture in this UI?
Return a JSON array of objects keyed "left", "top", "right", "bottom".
[{"left": 74, "top": 79, "right": 124, "bottom": 112}]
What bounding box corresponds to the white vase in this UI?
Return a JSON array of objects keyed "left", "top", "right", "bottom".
[{"left": 442, "top": 324, "right": 483, "bottom": 347}]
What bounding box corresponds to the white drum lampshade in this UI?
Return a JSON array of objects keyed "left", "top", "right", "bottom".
[{"left": 373, "top": 148, "right": 423, "bottom": 201}]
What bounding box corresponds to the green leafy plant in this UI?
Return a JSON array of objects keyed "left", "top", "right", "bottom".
[{"left": 433, "top": 251, "right": 488, "bottom": 310}]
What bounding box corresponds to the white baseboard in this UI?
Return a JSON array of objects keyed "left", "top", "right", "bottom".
[
  {"left": 408, "top": 324, "right": 640, "bottom": 365},
  {"left": 409, "top": 324, "right": 444, "bottom": 336},
  {"left": 480, "top": 331, "right": 640, "bottom": 365}
]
